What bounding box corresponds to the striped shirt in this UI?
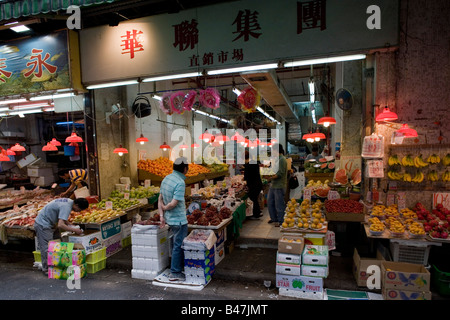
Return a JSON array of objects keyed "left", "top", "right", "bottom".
[
  {"left": 160, "top": 170, "right": 187, "bottom": 226},
  {"left": 69, "top": 169, "right": 88, "bottom": 184}
]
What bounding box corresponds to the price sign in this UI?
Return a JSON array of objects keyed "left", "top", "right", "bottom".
[
  {"left": 144, "top": 179, "right": 151, "bottom": 188},
  {"left": 303, "top": 188, "right": 312, "bottom": 201},
  {"left": 327, "top": 190, "right": 340, "bottom": 200},
  {"left": 124, "top": 193, "right": 130, "bottom": 200},
  {"left": 397, "top": 192, "right": 406, "bottom": 210},
  {"left": 105, "top": 201, "right": 113, "bottom": 210},
  {"left": 433, "top": 193, "right": 450, "bottom": 210},
  {"left": 125, "top": 184, "right": 130, "bottom": 191},
  {"left": 386, "top": 193, "right": 396, "bottom": 207}
]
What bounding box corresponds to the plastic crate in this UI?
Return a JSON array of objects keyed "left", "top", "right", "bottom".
[
  {"left": 432, "top": 264, "right": 450, "bottom": 296},
  {"left": 87, "top": 258, "right": 106, "bottom": 274},
  {"left": 33, "top": 251, "right": 41, "bottom": 263},
  {"left": 389, "top": 241, "right": 431, "bottom": 265},
  {"left": 122, "top": 236, "right": 131, "bottom": 248},
  {"left": 86, "top": 248, "right": 106, "bottom": 264}
]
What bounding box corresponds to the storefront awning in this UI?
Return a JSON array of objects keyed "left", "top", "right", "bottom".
[{"left": 0, "top": 0, "right": 119, "bottom": 22}]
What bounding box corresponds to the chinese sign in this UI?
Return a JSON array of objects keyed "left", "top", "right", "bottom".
[
  {"left": 80, "top": 0, "right": 399, "bottom": 85},
  {"left": 0, "top": 31, "right": 70, "bottom": 96}
]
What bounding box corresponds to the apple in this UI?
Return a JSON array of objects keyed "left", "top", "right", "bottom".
[
  {"left": 424, "top": 225, "right": 432, "bottom": 232},
  {"left": 441, "top": 231, "right": 449, "bottom": 239}
]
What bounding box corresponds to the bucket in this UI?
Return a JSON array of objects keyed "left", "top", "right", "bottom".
[
  {"left": 64, "top": 145, "right": 75, "bottom": 156},
  {"left": 432, "top": 264, "right": 450, "bottom": 296}
]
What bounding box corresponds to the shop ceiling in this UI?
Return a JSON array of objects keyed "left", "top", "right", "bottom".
[{"left": 0, "top": 0, "right": 332, "bottom": 130}]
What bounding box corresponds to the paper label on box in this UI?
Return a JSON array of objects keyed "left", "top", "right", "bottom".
[
  {"left": 101, "top": 218, "right": 122, "bottom": 239},
  {"left": 105, "top": 201, "right": 113, "bottom": 210}
]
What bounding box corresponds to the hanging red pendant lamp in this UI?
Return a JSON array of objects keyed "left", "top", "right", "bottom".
[
  {"left": 136, "top": 134, "right": 149, "bottom": 145},
  {"left": 180, "top": 144, "right": 189, "bottom": 149},
  {"left": 113, "top": 145, "right": 128, "bottom": 156},
  {"left": 11, "top": 143, "right": 26, "bottom": 152},
  {"left": 191, "top": 143, "right": 199, "bottom": 148},
  {"left": 215, "top": 134, "right": 230, "bottom": 145},
  {"left": 302, "top": 132, "right": 315, "bottom": 143},
  {"left": 311, "top": 128, "right": 326, "bottom": 141},
  {"left": 396, "top": 124, "right": 418, "bottom": 137},
  {"left": 376, "top": 106, "right": 398, "bottom": 122},
  {"left": 50, "top": 138, "right": 61, "bottom": 146},
  {"left": 199, "top": 131, "right": 213, "bottom": 143},
  {"left": 6, "top": 148, "right": 15, "bottom": 156},
  {"left": 66, "top": 132, "right": 84, "bottom": 143},
  {"left": 318, "top": 116, "right": 337, "bottom": 127},
  {"left": 42, "top": 142, "right": 58, "bottom": 151},
  {"left": 159, "top": 142, "right": 171, "bottom": 151}
]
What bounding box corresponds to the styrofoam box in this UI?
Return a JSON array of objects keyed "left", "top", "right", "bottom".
[
  {"left": 278, "top": 287, "right": 324, "bottom": 300},
  {"left": 185, "top": 266, "right": 213, "bottom": 285},
  {"left": 277, "top": 251, "right": 301, "bottom": 265},
  {"left": 131, "top": 269, "right": 158, "bottom": 280},
  {"left": 28, "top": 167, "right": 53, "bottom": 178},
  {"left": 131, "top": 242, "right": 169, "bottom": 259},
  {"left": 131, "top": 231, "right": 168, "bottom": 247},
  {"left": 132, "top": 256, "right": 169, "bottom": 272},
  {"left": 276, "top": 263, "right": 301, "bottom": 276},
  {"left": 301, "top": 264, "right": 329, "bottom": 278}
]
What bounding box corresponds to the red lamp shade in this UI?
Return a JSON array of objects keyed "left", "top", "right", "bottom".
[
  {"left": 318, "top": 116, "right": 337, "bottom": 127},
  {"left": 113, "top": 145, "right": 128, "bottom": 156},
  {"left": 136, "top": 134, "right": 149, "bottom": 145},
  {"left": 376, "top": 106, "right": 398, "bottom": 122},
  {"left": 159, "top": 143, "right": 171, "bottom": 151},
  {"left": 396, "top": 124, "right": 418, "bottom": 137},
  {"left": 50, "top": 138, "right": 61, "bottom": 146},
  {"left": 66, "top": 132, "right": 84, "bottom": 143},
  {"left": 215, "top": 135, "right": 230, "bottom": 145},
  {"left": 6, "top": 148, "right": 16, "bottom": 156},
  {"left": 0, "top": 154, "right": 10, "bottom": 161},
  {"left": 311, "top": 132, "right": 326, "bottom": 141},
  {"left": 191, "top": 143, "right": 199, "bottom": 148},
  {"left": 248, "top": 140, "right": 258, "bottom": 149},
  {"left": 11, "top": 143, "right": 26, "bottom": 152},
  {"left": 42, "top": 142, "right": 58, "bottom": 151},
  {"left": 199, "top": 132, "right": 213, "bottom": 143},
  {"left": 231, "top": 133, "right": 244, "bottom": 142},
  {"left": 180, "top": 144, "right": 189, "bottom": 149},
  {"left": 302, "top": 133, "right": 315, "bottom": 142}
]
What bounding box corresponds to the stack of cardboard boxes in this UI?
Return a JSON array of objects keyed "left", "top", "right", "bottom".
[
  {"left": 183, "top": 229, "right": 217, "bottom": 285},
  {"left": 382, "top": 261, "right": 432, "bottom": 300},
  {"left": 47, "top": 240, "right": 87, "bottom": 280},
  {"left": 130, "top": 224, "right": 170, "bottom": 280},
  {"left": 276, "top": 235, "right": 328, "bottom": 300}
]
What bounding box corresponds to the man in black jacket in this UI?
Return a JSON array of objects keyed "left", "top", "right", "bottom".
[{"left": 242, "top": 150, "right": 263, "bottom": 219}]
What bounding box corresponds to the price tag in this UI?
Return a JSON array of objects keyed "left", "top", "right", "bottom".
[
  {"left": 386, "top": 193, "right": 395, "bottom": 206},
  {"left": 144, "top": 179, "right": 151, "bottom": 188},
  {"left": 125, "top": 184, "right": 130, "bottom": 191},
  {"left": 303, "top": 188, "right": 312, "bottom": 201},
  {"left": 124, "top": 193, "right": 130, "bottom": 200},
  {"left": 224, "top": 200, "right": 232, "bottom": 209},
  {"left": 105, "top": 201, "right": 113, "bottom": 210},
  {"left": 20, "top": 186, "right": 25, "bottom": 194},
  {"left": 327, "top": 190, "right": 340, "bottom": 200},
  {"left": 397, "top": 192, "right": 406, "bottom": 210},
  {"left": 229, "top": 188, "right": 235, "bottom": 197}
]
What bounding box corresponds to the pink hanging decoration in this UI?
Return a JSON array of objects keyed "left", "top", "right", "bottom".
[
  {"left": 183, "top": 90, "right": 197, "bottom": 111},
  {"left": 199, "top": 88, "right": 221, "bottom": 109},
  {"left": 170, "top": 91, "right": 186, "bottom": 114},
  {"left": 159, "top": 92, "right": 173, "bottom": 115}
]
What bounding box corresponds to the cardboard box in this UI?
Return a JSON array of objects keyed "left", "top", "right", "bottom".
[
  {"left": 278, "top": 236, "right": 304, "bottom": 255},
  {"left": 302, "top": 245, "right": 329, "bottom": 266},
  {"left": 121, "top": 221, "right": 132, "bottom": 239},
  {"left": 277, "top": 251, "right": 301, "bottom": 265},
  {"left": 215, "top": 229, "right": 227, "bottom": 248},
  {"left": 383, "top": 288, "right": 432, "bottom": 300},
  {"left": 47, "top": 240, "right": 86, "bottom": 267},
  {"left": 68, "top": 230, "right": 103, "bottom": 255},
  {"left": 48, "top": 264, "right": 87, "bottom": 280},
  {"left": 353, "top": 248, "right": 385, "bottom": 287},
  {"left": 276, "top": 274, "right": 323, "bottom": 293},
  {"left": 276, "top": 263, "right": 301, "bottom": 276},
  {"left": 184, "top": 246, "right": 215, "bottom": 285},
  {"left": 382, "top": 261, "right": 431, "bottom": 291},
  {"left": 301, "top": 265, "right": 329, "bottom": 278},
  {"left": 215, "top": 243, "right": 225, "bottom": 266},
  {"left": 183, "top": 229, "right": 217, "bottom": 251},
  {"left": 103, "top": 233, "right": 122, "bottom": 257},
  {"left": 304, "top": 233, "right": 325, "bottom": 245},
  {"left": 278, "top": 287, "right": 324, "bottom": 300}
]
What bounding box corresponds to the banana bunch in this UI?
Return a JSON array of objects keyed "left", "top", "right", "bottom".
[
  {"left": 443, "top": 154, "right": 450, "bottom": 166},
  {"left": 403, "top": 172, "right": 412, "bottom": 182},
  {"left": 387, "top": 170, "right": 403, "bottom": 180},
  {"left": 412, "top": 171, "right": 424, "bottom": 183},
  {"left": 388, "top": 155, "right": 402, "bottom": 166},
  {"left": 443, "top": 171, "right": 450, "bottom": 182},
  {"left": 414, "top": 155, "right": 429, "bottom": 168},
  {"left": 427, "top": 154, "right": 441, "bottom": 164},
  {"left": 427, "top": 170, "right": 439, "bottom": 182},
  {"left": 401, "top": 155, "right": 415, "bottom": 167}
]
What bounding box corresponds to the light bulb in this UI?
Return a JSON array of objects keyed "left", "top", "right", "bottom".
[
  {"left": 163, "top": 148, "right": 167, "bottom": 151},
  {"left": 118, "top": 152, "right": 124, "bottom": 156},
  {"left": 324, "top": 122, "right": 330, "bottom": 127},
  {"left": 140, "top": 141, "right": 145, "bottom": 145},
  {"left": 315, "top": 137, "right": 320, "bottom": 142},
  {"left": 219, "top": 141, "right": 224, "bottom": 145},
  {"left": 204, "top": 138, "right": 209, "bottom": 143}
]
